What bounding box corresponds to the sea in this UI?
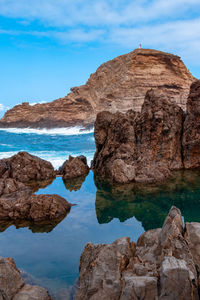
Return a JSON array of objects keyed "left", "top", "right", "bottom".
[{"left": 0, "top": 127, "right": 200, "bottom": 299}]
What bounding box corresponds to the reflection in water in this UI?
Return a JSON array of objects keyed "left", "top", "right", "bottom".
[
  {"left": 63, "top": 174, "right": 88, "bottom": 192},
  {"left": 0, "top": 210, "right": 71, "bottom": 233},
  {"left": 95, "top": 170, "right": 200, "bottom": 231}
]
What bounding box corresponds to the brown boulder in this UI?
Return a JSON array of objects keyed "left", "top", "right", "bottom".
[
  {"left": 0, "top": 49, "right": 194, "bottom": 128},
  {"left": 1, "top": 151, "right": 55, "bottom": 184},
  {"left": 0, "top": 257, "right": 52, "bottom": 300},
  {"left": 59, "top": 155, "right": 89, "bottom": 180},
  {"left": 76, "top": 206, "right": 199, "bottom": 300},
  {"left": 93, "top": 89, "right": 184, "bottom": 183},
  {"left": 0, "top": 193, "right": 71, "bottom": 222},
  {"left": 183, "top": 80, "right": 200, "bottom": 169}
]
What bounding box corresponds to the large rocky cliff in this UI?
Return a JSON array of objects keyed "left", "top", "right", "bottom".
[{"left": 0, "top": 49, "right": 195, "bottom": 128}]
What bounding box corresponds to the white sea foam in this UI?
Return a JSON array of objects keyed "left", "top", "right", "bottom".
[
  {"left": 0, "top": 151, "right": 94, "bottom": 169},
  {"left": 0, "top": 126, "right": 94, "bottom": 136}
]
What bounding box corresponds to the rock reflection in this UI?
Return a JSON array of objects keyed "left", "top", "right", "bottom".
[
  {"left": 63, "top": 174, "right": 88, "bottom": 192},
  {"left": 95, "top": 170, "right": 200, "bottom": 231},
  {"left": 0, "top": 210, "right": 71, "bottom": 233}
]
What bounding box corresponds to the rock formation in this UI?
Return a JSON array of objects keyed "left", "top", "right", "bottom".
[
  {"left": 59, "top": 155, "right": 89, "bottom": 180},
  {"left": 93, "top": 80, "right": 200, "bottom": 183},
  {"left": 0, "top": 151, "right": 55, "bottom": 184},
  {"left": 75, "top": 206, "right": 200, "bottom": 299},
  {"left": 0, "top": 256, "right": 52, "bottom": 300},
  {"left": 0, "top": 49, "right": 195, "bottom": 128},
  {"left": 183, "top": 80, "right": 200, "bottom": 169},
  {"left": 93, "top": 89, "right": 184, "bottom": 183}
]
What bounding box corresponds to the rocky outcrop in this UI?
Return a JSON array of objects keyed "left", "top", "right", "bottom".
[
  {"left": 93, "top": 79, "right": 200, "bottom": 183},
  {"left": 183, "top": 80, "right": 200, "bottom": 169},
  {"left": 75, "top": 206, "right": 200, "bottom": 299},
  {"left": 59, "top": 155, "right": 89, "bottom": 180},
  {"left": 0, "top": 49, "right": 195, "bottom": 128},
  {"left": 0, "top": 257, "right": 52, "bottom": 300},
  {"left": 0, "top": 151, "right": 55, "bottom": 184},
  {"left": 0, "top": 193, "right": 72, "bottom": 222},
  {"left": 93, "top": 89, "right": 184, "bottom": 183}
]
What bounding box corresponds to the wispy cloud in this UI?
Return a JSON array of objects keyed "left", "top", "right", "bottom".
[
  {"left": 0, "top": 103, "right": 9, "bottom": 112},
  {"left": 0, "top": 0, "right": 200, "bottom": 65}
]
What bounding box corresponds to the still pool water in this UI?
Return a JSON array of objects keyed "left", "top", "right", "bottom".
[{"left": 0, "top": 127, "right": 199, "bottom": 299}]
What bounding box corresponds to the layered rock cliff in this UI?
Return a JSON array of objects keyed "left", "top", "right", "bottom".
[
  {"left": 0, "top": 49, "right": 195, "bottom": 128},
  {"left": 92, "top": 80, "right": 200, "bottom": 183}
]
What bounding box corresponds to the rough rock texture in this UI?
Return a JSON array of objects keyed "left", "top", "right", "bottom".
[
  {"left": 0, "top": 193, "right": 71, "bottom": 222},
  {"left": 0, "top": 257, "right": 52, "bottom": 300},
  {"left": 0, "top": 151, "right": 55, "bottom": 184},
  {"left": 93, "top": 89, "right": 184, "bottom": 183},
  {"left": 75, "top": 206, "right": 200, "bottom": 300},
  {"left": 59, "top": 155, "right": 89, "bottom": 180},
  {"left": 183, "top": 80, "right": 200, "bottom": 169},
  {"left": 0, "top": 49, "right": 195, "bottom": 128}
]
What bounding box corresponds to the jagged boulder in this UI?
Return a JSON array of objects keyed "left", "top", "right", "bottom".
[
  {"left": 0, "top": 257, "right": 51, "bottom": 300},
  {"left": 183, "top": 80, "right": 200, "bottom": 169},
  {"left": 75, "top": 206, "right": 200, "bottom": 300},
  {"left": 93, "top": 89, "right": 184, "bottom": 183},
  {"left": 59, "top": 155, "right": 89, "bottom": 180}
]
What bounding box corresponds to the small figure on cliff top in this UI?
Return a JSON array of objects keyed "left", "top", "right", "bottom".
[{"left": 139, "top": 44, "right": 142, "bottom": 49}]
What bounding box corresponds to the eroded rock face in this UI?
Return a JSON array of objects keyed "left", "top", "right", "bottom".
[
  {"left": 59, "top": 155, "right": 89, "bottom": 180},
  {"left": 183, "top": 80, "right": 200, "bottom": 169},
  {"left": 76, "top": 206, "right": 200, "bottom": 300},
  {"left": 0, "top": 49, "right": 194, "bottom": 128},
  {"left": 0, "top": 257, "right": 52, "bottom": 300},
  {"left": 93, "top": 89, "right": 184, "bottom": 183}
]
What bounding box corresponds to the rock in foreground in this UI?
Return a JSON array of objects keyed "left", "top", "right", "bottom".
[
  {"left": 75, "top": 206, "right": 200, "bottom": 299},
  {"left": 0, "top": 49, "right": 194, "bottom": 128},
  {"left": 0, "top": 257, "right": 52, "bottom": 300},
  {"left": 59, "top": 155, "right": 89, "bottom": 180}
]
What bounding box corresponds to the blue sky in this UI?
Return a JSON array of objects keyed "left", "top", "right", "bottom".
[{"left": 0, "top": 0, "right": 200, "bottom": 115}]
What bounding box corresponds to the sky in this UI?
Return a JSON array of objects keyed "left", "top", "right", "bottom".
[{"left": 0, "top": 0, "right": 200, "bottom": 115}]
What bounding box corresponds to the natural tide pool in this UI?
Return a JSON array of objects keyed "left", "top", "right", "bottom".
[{"left": 0, "top": 128, "right": 200, "bottom": 299}]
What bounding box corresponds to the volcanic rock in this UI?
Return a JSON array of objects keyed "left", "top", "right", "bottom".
[
  {"left": 0, "top": 257, "right": 52, "bottom": 300},
  {"left": 92, "top": 89, "right": 184, "bottom": 183},
  {"left": 75, "top": 206, "right": 199, "bottom": 300},
  {"left": 0, "top": 49, "right": 195, "bottom": 128},
  {"left": 59, "top": 155, "right": 89, "bottom": 180},
  {"left": 183, "top": 80, "right": 200, "bottom": 169}
]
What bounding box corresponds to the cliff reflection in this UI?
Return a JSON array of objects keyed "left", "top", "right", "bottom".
[{"left": 95, "top": 170, "right": 200, "bottom": 231}]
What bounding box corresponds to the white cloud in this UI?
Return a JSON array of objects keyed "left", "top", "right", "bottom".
[{"left": 0, "top": 103, "right": 9, "bottom": 112}]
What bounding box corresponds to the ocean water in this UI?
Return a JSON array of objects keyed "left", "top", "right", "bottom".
[{"left": 0, "top": 127, "right": 200, "bottom": 299}]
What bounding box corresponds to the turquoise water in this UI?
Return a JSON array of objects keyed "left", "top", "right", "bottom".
[{"left": 0, "top": 128, "right": 199, "bottom": 299}]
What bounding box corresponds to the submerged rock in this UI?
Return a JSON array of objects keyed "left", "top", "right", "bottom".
[
  {"left": 59, "top": 155, "right": 89, "bottom": 180},
  {"left": 0, "top": 257, "right": 52, "bottom": 300},
  {"left": 76, "top": 206, "right": 200, "bottom": 300},
  {"left": 93, "top": 89, "right": 184, "bottom": 183},
  {"left": 0, "top": 49, "right": 194, "bottom": 128}
]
